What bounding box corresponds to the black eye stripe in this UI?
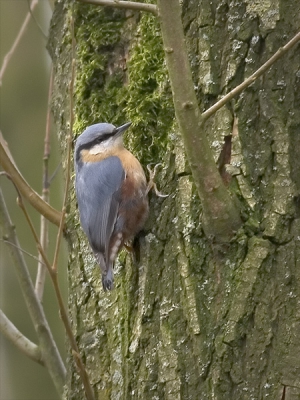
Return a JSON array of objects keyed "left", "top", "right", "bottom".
[
  {"left": 75, "top": 130, "right": 117, "bottom": 161},
  {"left": 96, "top": 132, "right": 114, "bottom": 143}
]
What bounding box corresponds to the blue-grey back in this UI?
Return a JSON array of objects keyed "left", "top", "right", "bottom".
[{"left": 75, "top": 156, "right": 125, "bottom": 254}]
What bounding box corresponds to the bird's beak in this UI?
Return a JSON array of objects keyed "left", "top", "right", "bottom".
[{"left": 115, "top": 122, "right": 132, "bottom": 137}]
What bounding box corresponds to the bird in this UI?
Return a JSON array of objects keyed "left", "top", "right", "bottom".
[{"left": 74, "top": 122, "right": 149, "bottom": 291}]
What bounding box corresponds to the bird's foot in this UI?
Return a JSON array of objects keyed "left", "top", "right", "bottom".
[{"left": 146, "top": 163, "right": 168, "bottom": 197}]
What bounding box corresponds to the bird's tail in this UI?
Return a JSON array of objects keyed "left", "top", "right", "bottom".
[{"left": 95, "top": 253, "right": 114, "bottom": 291}]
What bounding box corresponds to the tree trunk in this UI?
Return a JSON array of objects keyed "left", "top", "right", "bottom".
[{"left": 48, "top": 0, "right": 300, "bottom": 399}]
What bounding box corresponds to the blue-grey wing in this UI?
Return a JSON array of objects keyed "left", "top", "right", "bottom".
[{"left": 75, "top": 156, "right": 125, "bottom": 258}]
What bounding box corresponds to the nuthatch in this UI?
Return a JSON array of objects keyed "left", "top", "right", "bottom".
[{"left": 74, "top": 122, "right": 149, "bottom": 290}]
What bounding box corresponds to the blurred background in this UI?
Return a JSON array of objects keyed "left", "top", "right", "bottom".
[{"left": 0, "top": 1, "right": 68, "bottom": 399}]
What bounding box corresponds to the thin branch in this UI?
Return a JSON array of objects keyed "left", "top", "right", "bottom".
[
  {"left": 49, "top": 162, "right": 62, "bottom": 184},
  {"left": 0, "top": 131, "right": 62, "bottom": 227},
  {"left": 0, "top": 0, "right": 39, "bottom": 85},
  {"left": 0, "top": 187, "right": 66, "bottom": 396},
  {"left": 157, "top": 0, "right": 241, "bottom": 241},
  {"left": 0, "top": 309, "right": 44, "bottom": 366},
  {"left": 0, "top": 172, "right": 51, "bottom": 270},
  {"left": 1, "top": 239, "right": 46, "bottom": 265},
  {"left": 202, "top": 31, "right": 300, "bottom": 120},
  {"left": 78, "top": 0, "right": 158, "bottom": 15},
  {"left": 35, "top": 67, "right": 54, "bottom": 301},
  {"left": 26, "top": 0, "right": 48, "bottom": 40}
]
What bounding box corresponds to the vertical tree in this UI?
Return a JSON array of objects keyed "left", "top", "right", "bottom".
[{"left": 48, "top": 0, "right": 300, "bottom": 398}]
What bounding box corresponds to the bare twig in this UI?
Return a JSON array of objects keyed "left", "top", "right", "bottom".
[
  {"left": 157, "top": 0, "right": 241, "bottom": 241},
  {"left": 78, "top": 0, "right": 158, "bottom": 15},
  {"left": 0, "top": 131, "right": 62, "bottom": 227},
  {"left": 0, "top": 186, "right": 66, "bottom": 396},
  {"left": 202, "top": 31, "right": 300, "bottom": 120},
  {"left": 49, "top": 162, "right": 62, "bottom": 184},
  {"left": 1, "top": 239, "right": 46, "bottom": 265},
  {"left": 35, "top": 67, "right": 54, "bottom": 301},
  {"left": 26, "top": 0, "right": 48, "bottom": 40},
  {"left": 0, "top": 309, "right": 44, "bottom": 366},
  {"left": 0, "top": 0, "right": 39, "bottom": 85}
]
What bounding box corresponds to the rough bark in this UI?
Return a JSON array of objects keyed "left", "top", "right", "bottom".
[{"left": 49, "top": 0, "right": 300, "bottom": 399}]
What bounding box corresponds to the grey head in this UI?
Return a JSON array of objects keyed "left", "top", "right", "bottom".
[{"left": 74, "top": 122, "right": 131, "bottom": 164}]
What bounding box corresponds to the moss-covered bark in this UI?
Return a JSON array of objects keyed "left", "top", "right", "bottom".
[{"left": 49, "top": 0, "right": 300, "bottom": 399}]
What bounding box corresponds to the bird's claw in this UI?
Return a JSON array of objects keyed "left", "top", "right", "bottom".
[{"left": 146, "top": 163, "right": 168, "bottom": 197}]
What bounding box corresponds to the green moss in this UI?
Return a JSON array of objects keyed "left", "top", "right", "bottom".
[
  {"left": 124, "top": 13, "right": 174, "bottom": 164},
  {"left": 73, "top": 5, "right": 174, "bottom": 165},
  {"left": 73, "top": 4, "right": 128, "bottom": 134}
]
